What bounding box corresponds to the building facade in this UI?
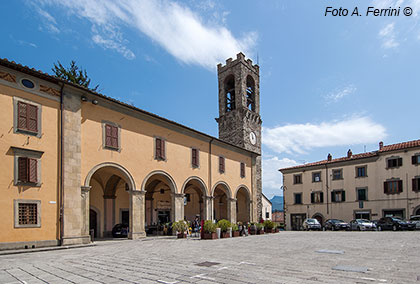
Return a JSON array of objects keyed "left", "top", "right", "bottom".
[
  {"left": 280, "top": 141, "right": 420, "bottom": 230},
  {"left": 262, "top": 194, "right": 272, "bottom": 220},
  {"left": 0, "top": 53, "right": 262, "bottom": 249}
]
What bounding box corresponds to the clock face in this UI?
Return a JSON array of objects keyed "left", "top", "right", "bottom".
[{"left": 249, "top": 131, "right": 257, "bottom": 145}]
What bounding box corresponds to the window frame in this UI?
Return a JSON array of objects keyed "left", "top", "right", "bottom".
[
  {"left": 294, "top": 192, "right": 303, "bottom": 205},
  {"left": 12, "top": 147, "right": 43, "bottom": 187},
  {"left": 219, "top": 156, "right": 225, "bottom": 174},
  {"left": 191, "top": 147, "right": 199, "bottom": 168},
  {"left": 331, "top": 189, "right": 346, "bottom": 203},
  {"left": 412, "top": 154, "right": 420, "bottom": 165},
  {"left": 310, "top": 191, "right": 324, "bottom": 204},
  {"left": 384, "top": 179, "right": 403, "bottom": 195},
  {"left": 102, "top": 121, "right": 121, "bottom": 152},
  {"left": 332, "top": 169, "right": 343, "bottom": 180},
  {"left": 14, "top": 199, "right": 41, "bottom": 228},
  {"left": 386, "top": 156, "right": 403, "bottom": 169},
  {"left": 293, "top": 174, "right": 302, "bottom": 184},
  {"left": 240, "top": 162, "right": 246, "bottom": 178},
  {"left": 154, "top": 136, "right": 166, "bottom": 161},
  {"left": 356, "top": 187, "right": 368, "bottom": 201},
  {"left": 13, "top": 97, "right": 42, "bottom": 138},
  {"left": 312, "top": 172, "right": 321, "bottom": 183},
  {"left": 412, "top": 176, "right": 420, "bottom": 192},
  {"left": 355, "top": 165, "right": 367, "bottom": 178}
]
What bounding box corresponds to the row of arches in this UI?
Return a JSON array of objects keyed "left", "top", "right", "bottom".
[{"left": 86, "top": 163, "right": 252, "bottom": 238}]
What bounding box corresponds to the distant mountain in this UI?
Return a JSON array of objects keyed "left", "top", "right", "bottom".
[{"left": 271, "top": 195, "right": 284, "bottom": 212}]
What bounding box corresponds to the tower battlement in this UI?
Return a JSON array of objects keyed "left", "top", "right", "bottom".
[{"left": 217, "top": 52, "right": 259, "bottom": 75}]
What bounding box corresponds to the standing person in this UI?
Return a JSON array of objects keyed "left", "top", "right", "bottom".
[{"left": 193, "top": 216, "right": 200, "bottom": 236}]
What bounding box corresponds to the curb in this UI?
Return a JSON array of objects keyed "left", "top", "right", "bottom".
[{"left": 0, "top": 243, "right": 96, "bottom": 256}]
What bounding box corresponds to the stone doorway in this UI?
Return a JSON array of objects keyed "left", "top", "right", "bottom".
[
  {"left": 213, "top": 184, "right": 229, "bottom": 221},
  {"left": 236, "top": 186, "right": 250, "bottom": 223},
  {"left": 183, "top": 178, "right": 208, "bottom": 224}
]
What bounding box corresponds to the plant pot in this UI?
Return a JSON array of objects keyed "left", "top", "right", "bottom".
[
  {"left": 265, "top": 228, "right": 274, "bottom": 233},
  {"left": 232, "top": 231, "right": 240, "bottom": 237},
  {"left": 275, "top": 228, "right": 280, "bottom": 233},
  {"left": 177, "top": 232, "right": 186, "bottom": 238},
  {"left": 202, "top": 232, "right": 217, "bottom": 239},
  {"left": 221, "top": 232, "right": 230, "bottom": 238},
  {"left": 257, "top": 229, "right": 264, "bottom": 235}
]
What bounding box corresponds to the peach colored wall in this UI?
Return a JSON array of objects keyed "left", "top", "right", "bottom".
[{"left": 0, "top": 84, "right": 59, "bottom": 243}]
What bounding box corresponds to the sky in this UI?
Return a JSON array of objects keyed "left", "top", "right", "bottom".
[{"left": 2, "top": 0, "right": 420, "bottom": 198}]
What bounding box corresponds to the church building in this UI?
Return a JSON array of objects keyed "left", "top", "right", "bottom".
[{"left": 0, "top": 53, "right": 262, "bottom": 249}]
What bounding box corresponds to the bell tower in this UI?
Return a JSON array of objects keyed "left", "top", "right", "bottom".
[{"left": 216, "top": 52, "right": 262, "bottom": 220}]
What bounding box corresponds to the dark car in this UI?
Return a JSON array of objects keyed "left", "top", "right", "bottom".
[
  {"left": 323, "top": 219, "right": 349, "bottom": 231},
  {"left": 377, "top": 217, "right": 415, "bottom": 231},
  {"left": 112, "top": 223, "right": 129, "bottom": 238}
]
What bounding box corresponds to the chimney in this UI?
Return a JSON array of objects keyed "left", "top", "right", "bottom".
[
  {"left": 347, "top": 149, "right": 352, "bottom": 158},
  {"left": 327, "top": 153, "right": 332, "bottom": 161},
  {"left": 379, "top": 141, "right": 384, "bottom": 150}
]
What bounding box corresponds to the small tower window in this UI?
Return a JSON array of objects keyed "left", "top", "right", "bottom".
[
  {"left": 246, "top": 75, "right": 255, "bottom": 111},
  {"left": 224, "top": 75, "right": 235, "bottom": 112}
]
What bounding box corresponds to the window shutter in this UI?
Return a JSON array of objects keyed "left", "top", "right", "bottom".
[
  {"left": 18, "top": 157, "right": 28, "bottom": 182},
  {"left": 331, "top": 191, "right": 335, "bottom": 202},
  {"left": 398, "top": 158, "right": 403, "bottom": 167},
  {"left": 105, "top": 125, "right": 112, "bottom": 147},
  {"left": 310, "top": 192, "right": 314, "bottom": 203},
  {"left": 341, "top": 190, "right": 346, "bottom": 202},
  {"left": 111, "top": 125, "right": 118, "bottom": 148},
  {"left": 384, "top": 181, "right": 388, "bottom": 194},
  {"left": 161, "top": 139, "right": 165, "bottom": 159},
  {"left": 413, "top": 178, "right": 417, "bottom": 192},
  {"left": 412, "top": 156, "right": 417, "bottom": 165},
  {"left": 17, "top": 102, "right": 27, "bottom": 130},
  {"left": 28, "top": 158, "right": 37, "bottom": 183},
  {"left": 240, "top": 162, "right": 245, "bottom": 177},
  {"left": 192, "top": 149, "right": 198, "bottom": 167},
  {"left": 27, "top": 104, "right": 38, "bottom": 132},
  {"left": 155, "top": 138, "right": 161, "bottom": 158},
  {"left": 320, "top": 192, "right": 324, "bottom": 203},
  {"left": 398, "top": 180, "right": 403, "bottom": 193},
  {"left": 219, "top": 157, "right": 225, "bottom": 173}
]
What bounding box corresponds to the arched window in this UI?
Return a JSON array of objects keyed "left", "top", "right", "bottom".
[
  {"left": 224, "top": 75, "right": 235, "bottom": 112},
  {"left": 246, "top": 75, "right": 255, "bottom": 111}
]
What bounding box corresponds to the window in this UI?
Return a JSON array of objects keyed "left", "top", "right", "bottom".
[
  {"left": 310, "top": 191, "right": 324, "bottom": 203},
  {"left": 155, "top": 138, "right": 166, "bottom": 160},
  {"left": 356, "top": 166, "right": 367, "bottom": 177},
  {"left": 294, "top": 193, "right": 302, "bottom": 204},
  {"left": 357, "top": 188, "right": 367, "bottom": 201},
  {"left": 412, "top": 154, "right": 420, "bottom": 165},
  {"left": 21, "top": 79, "right": 35, "bottom": 89},
  {"left": 191, "top": 148, "right": 199, "bottom": 168},
  {"left": 331, "top": 190, "right": 346, "bottom": 202},
  {"left": 14, "top": 98, "right": 41, "bottom": 137},
  {"left": 384, "top": 179, "right": 403, "bottom": 194},
  {"left": 224, "top": 75, "right": 235, "bottom": 112},
  {"left": 246, "top": 75, "right": 255, "bottom": 111},
  {"left": 293, "top": 174, "right": 302, "bottom": 184},
  {"left": 332, "top": 169, "right": 343, "bottom": 180},
  {"left": 355, "top": 211, "right": 370, "bottom": 220},
  {"left": 14, "top": 200, "right": 41, "bottom": 228},
  {"left": 412, "top": 177, "right": 420, "bottom": 192},
  {"left": 312, "top": 172, "right": 321, "bottom": 182},
  {"left": 240, "top": 162, "right": 245, "bottom": 178},
  {"left": 387, "top": 157, "right": 402, "bottom": 168},
  {"left": 265, "top": 212, "right": 269, "bottom": 219},
  {"left": 12, "top": 147, "right": 43, "bottom": 186},
  {"left": 219, "top": 156, "right": 225, "bottom": 173},
  {"left": 104, "top": 123, "right": 119, "bottom": 149}
]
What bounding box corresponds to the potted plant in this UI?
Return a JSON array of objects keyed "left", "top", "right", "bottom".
[
  {"left": 202, "top": 220, "right": 217, "bottom": 239},
  {"left": 217, "top": 219, "right": 231, "bottom": 238},
  {"left": 172, "top": 221, "right": 188, "bottom": 238},
  {"left": 232, "top": 223, "right": 240, "bottom": 237},
  {"left": 263, "top": 220, "right": 275, "bottom": 233},
  {"left": 249, "top": 222, "right": 257, "bottom": 235},
  {"left": 256, "top": 223, "right": 264, "bottom": 234}
]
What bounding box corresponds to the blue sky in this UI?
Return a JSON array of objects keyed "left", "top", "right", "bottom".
[{"left": 2, "top": 0, "right": 420, "bottom": 198}]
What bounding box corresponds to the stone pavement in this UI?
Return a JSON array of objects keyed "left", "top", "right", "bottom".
[{"left": 0, "top": 231, "right": 419, "bottom": 283}]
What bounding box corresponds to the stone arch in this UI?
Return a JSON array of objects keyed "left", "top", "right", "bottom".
[
  {"left": 211, "top": 181, "right": 232, "bottom": 198},
  {"left": 182, "top": 176, "right": 209, "bottom": 222},
  {"left": 234, "top": 184, "right": 251, "bottom": 199},
  {"left": 85, "top": 162, "right": 136, "bottom": 190},
  {"left": 413, "top": 205, "right": 420, "bottom": 216},
  {"left": 181, "top": 176, "right": 208, "bottom": 196},
  {"left": 141, "top": 170, "right": 177, "bottom": 193},
  {"left": 312, "top": 213, "right": 325, "bottom": 226},
  {"left": 235, "top": 185, "right": 251, "bottom": 223}
]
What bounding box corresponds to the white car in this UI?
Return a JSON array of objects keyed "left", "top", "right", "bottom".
[
  {"left": 302, "top": 218, "right": 322, "bottom": 231},
  {"left": 409, "top": 215, "right": 420, "bottom": 230},
  {"left": 349, "top": 219, "right": 376, "bottom": 231}
]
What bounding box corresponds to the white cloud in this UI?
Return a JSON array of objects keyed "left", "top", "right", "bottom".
[
  {"left": 37, "top": 8, "right": 60, "bottom": 34},
  {"left": 379, "top": 23, "right": 399, "bottom": 49},
  {"left": 324, "top": 85, "right": 356, "bottom": 103},
  {"left": 263, "top": 116, "right": 387, "bottom": 155},
  {"left": 92, "top": 34, "right": 135, "bottom": 60},
  {"left": 263, "top": 156, "right": 299, "bottom": 198},
  {"left": 35, "top": 0, "right": 256, "bottom": 69}
]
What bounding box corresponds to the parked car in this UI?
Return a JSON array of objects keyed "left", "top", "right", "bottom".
[
  {"left": 349, "top": 219, "right": 376, "bottom": 231},
  {"left": 377, "top": 217, "right": 415, "bottom": 231},
  {"left": 323, "top": 219, "right": 349, "bottom": 231},
  {"left": 409, "top": 215, "right": 420, "bottom": 230},
  {"left": 302, "top": 218, "right": 321, "bottom": 231},
  {"left": 112, "top": 223, "right": 129, "bottom": 238}
]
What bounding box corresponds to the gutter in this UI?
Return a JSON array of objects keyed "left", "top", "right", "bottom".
[
  {"left": 59, "top": 82, "right": 65, "bottom": 246},
  {"left": 325, "top": 164, "right": 329, "bottom": 215},
  {"left": 208, "top": 138, "right": 214, "bottom": 220}
]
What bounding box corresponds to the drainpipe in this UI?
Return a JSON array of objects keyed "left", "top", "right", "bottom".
[
  {"left": 59, "top": 82, "right": 65, "bottom": 246},
  {"left": 208, "top": 138, "right": 214, "bottom": 220},
  {"left": 325, "top": 164, "right": 329, "bottom": 216}
]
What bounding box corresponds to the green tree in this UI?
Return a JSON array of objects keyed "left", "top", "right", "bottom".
[{"left": 52, "top": 60, "right": 99, "bottom": 91}]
